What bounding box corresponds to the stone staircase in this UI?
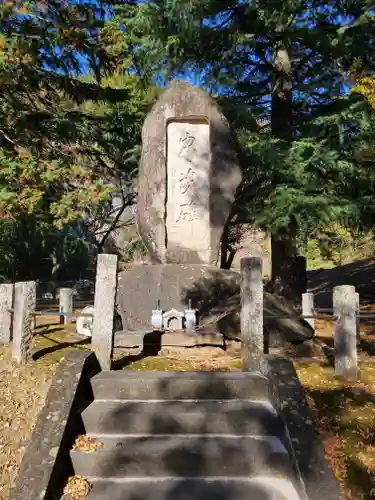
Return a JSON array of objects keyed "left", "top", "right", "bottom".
[{"left": 70, "top": 371, "right": 306, "bottom": 500}]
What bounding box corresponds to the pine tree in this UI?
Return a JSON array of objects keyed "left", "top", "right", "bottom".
[{"left": 113, "top": 0, "right": 375, "bottom": 297}]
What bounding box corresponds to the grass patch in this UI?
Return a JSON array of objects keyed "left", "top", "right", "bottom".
[
  {"left": 295, "top": 360, "right": 375, "bottom": 500},
  {"left": 32, "top": 324, "right": 90, "bottom": 363},
  {"left": 122, "top": 355, "right": 242, "bottom": 371}
]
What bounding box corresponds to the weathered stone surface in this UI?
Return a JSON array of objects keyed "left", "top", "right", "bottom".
[
  {"left": 12, "top": 281, "right": 36, "bottom": 363},
  {"left": 166, "top": 121, "right": 211, "bottom": 263},
  {"left": 10, "top": 351, "right": 101, "bottom": 500},
  {"left": 86, "top": 477, "right": 303, "bottom": 500},
  {"left": 113, "top": 330, "right": 226, "bottom": 349},
  {"left": 137, "top": 79, "right": 242, "bottom": 265},
  {"left": 92, "top": 254, "right": 118, "bottom": 370},
  {"left": 333, "top": 284, "right": 358, "bottom": 381},
  {"left": 0, "top": 283, "right": 13, "bottom": 343},
  {"left": 90, "top": 370, "right": 270, "bottom": 401},
  {"left": 240, "top": 257, "right": 265, "bottom": 373},
  {"left": 116, "top": 264, "right": 314, "bottom": 348},
  {"left": 355, "top": 291, "right": 360, "bottom": 344},
  {"left": 82, "top": 399, "right": 283, "bottom": 436},
  {"left": 71, "top": 434, "right": 293, "bottom": 479}
]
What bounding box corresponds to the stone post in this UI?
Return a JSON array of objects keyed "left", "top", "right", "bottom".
[
  {"left": 59, "top": 288, "right": 73, "bottom": 325},
  {"left": 12, "top": 281, "right": 36, "bottom": 363},
  {"left": 92, "top": 254, "right": 118, "bottom": 370},
  {"left": 333, "top": 285, "right": 358, "bottom": 381},
  {"left": 0, "top": 284, "right": 14, "bottom": 343},
  {"left": 240, "top": 257, "right": 266, "bottom": 373},
  {"left": 355, "top": 292, "right": 360, "bottom": 345},
  {"left": 302, "top": 292, "right": 315, "bottom": 332}
]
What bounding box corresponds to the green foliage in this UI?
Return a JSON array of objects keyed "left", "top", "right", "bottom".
[
  {"left": 300, "top": 223, "right": 375, "bottom": 269},
  {"left": 117, "top": 0, "right": 375, "bottom": 236},
  {"left": 0, "top": 2, "right": 157, "bottom": 279},
  {"left": 0, "top": 150, "right": 114, "bottom": 225}
]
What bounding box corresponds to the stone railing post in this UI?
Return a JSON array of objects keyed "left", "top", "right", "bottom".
[
  {"left": 302, "top": 292, "right": 315, "bottom": 332},
  {"left": 92, "top": 254, "right": 118, "bottom": 370},
  {"left": 0, "top": 284, "right": 14, "bottom": 344},
  {"left": 240, "top": 257, "right": 266, "bottom": 373},
  {"left": 333, "top": 285, "right": 358, "bottom": 381},
  {"left": 59, "top": 288, "right": 73, "bottom": 324},
  {"left": 355, "top": 292, "right": 360, "bottom": 345},
  {"left": 12, "top": 281, "right": 36, "bottom": 363}
]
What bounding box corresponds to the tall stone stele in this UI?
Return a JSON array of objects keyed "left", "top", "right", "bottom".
[
  {"left": 117, "top": 80, "right": 314, "bottom": 344},
  {"left": 137, "top": 79, "right": 242, "bottom": 266}
]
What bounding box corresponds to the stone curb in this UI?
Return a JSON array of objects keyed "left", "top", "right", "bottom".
[
  {"left": 10, "top": 350, "right": 101, "bottom": 500},
  {"left": 266, "top": 355, "right": 342, "bottom": 500}
]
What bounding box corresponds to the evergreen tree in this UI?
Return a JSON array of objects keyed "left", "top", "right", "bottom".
[
  {"left": 0, "top": 1, "right": 152, "bottom": 279},
  {"left": 112, "top": 0, "right": 375, "bottom": 297}
]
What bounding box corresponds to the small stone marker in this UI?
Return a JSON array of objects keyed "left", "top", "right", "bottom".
[
  {"left": 76, "top": 306, "right": 94, "bottom": 337},
  {"left": 240, "top": 257, "right": 266, "bottom": 373},
  {"left": 0, "top": 283, "right": 13, "bottom": 343},
  {"left": 92, "top": 254, "right": 118, "bottom": 370},
  {"left": 333, "top": 285, "right": 358, "bottom": 381},
  {"left": 302, "top": 292, "right": 315, "bottom": 332},
  {"left": 12, "top": 281, "right": 36, "bottom": 363},
  {"left": 59, "top": 288, "right": 73, "bottom": 325}
]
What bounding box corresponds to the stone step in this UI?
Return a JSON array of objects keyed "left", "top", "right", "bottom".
[
  {"left": 85, "top": 477, "right": 303, "bottom": 500},
  {"left": 82, "top": 400, "right": 284, "bottom": 436},
  {"left": 71, "top": 435, "right": 294, "bottom": 479},
  {"left": 90, "top": 370, "right": 270, "bottom": 401},
  {"left": 113, "top": 330, "right": 226, "bottom": 348}
]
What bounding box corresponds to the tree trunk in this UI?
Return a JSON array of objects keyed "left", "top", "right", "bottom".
[
  {"left": 270, "top": 35, "right": 302, "bottom": 299},
  {"left": 220, "top": 222, "right": 236, "bottom": 269},
  {"left": 270, "top": 223, "right": 306, "bottom": 300}
]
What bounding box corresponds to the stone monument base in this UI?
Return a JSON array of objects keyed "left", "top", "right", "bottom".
[{"left": 116, "top": 264, "right": 314, "bottom": 348}]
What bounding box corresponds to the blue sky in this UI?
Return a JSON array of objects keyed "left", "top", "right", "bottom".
[{"left": 73, "top": 0, "right": 360, "bottom": 99}]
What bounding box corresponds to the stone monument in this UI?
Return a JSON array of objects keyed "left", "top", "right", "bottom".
[
  {"left": 116, "top": 80, "right": 314, "bottom": 346},
  {"left": 137, "top": 79, "right": 242, "bottom": 265},
  {"left": 116, "top": 80, "right": 242, "bottom": 334}
]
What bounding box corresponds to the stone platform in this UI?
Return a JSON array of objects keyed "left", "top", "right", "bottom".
[{"left": 116, "top": 264, "right": 314, "bottom": 347}]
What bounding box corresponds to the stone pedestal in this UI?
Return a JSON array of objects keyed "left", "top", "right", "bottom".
[{"left": 116, "top": 264, "right": 314, "bottom": 349}]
